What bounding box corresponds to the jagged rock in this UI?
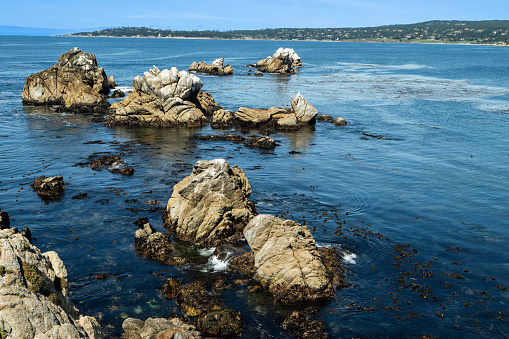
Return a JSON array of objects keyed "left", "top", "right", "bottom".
[
  {"left": 318, "top": 247, "right": 347, "bottom": 289},
  {"left": 211, "top": 109, "right": 235, "bottom": 128},
  {"left": 0, "top": 209, "right": 10, "bottom": 229},
  {"left": 243, "top": 214, "right": 335, "bottom": 303},
  {"left": 251, "top": 48, "right": 301, "bottom": 74},
  {"left": 106, "top": 66, "right": 207, "bottom": 127},
  {"left": 0, "top": 228, "right": 103, "bottom": 338},
  {"left": 194, "top": 90, "right": 222, "bottom": 115},
  {"left": 291, "top": 92, "right": 318, "bottom": 125},
  {"left": 282, "top": 307, "right": 326, "bottom": 339},
  {"left": 22, "top": 47, "right": 110, "bottom": 113},
  {"left": 316, "top": 114, "right": 333, "bottom": 122},
  {"left": 189, "top": 58, "right": 233, "bottom": 76},
  {"left": 122, "top": 317, "right": 201, "bottom": 339},
  {"left": 163, "top": 159, "right": 257, "bottom": 247},
  {"left": 134, "top": 218, "right": 190, "bottom": 266},
  {"left": 332, "top": 117, "right": 347, "bottom": 126},
  {"left": 107, "top": 75, "right": 117, "bottom": 89},
  {"left": 244, "top": 136, "right": 276, "bottom": 149},
  {"left": 109, "top": 89, "right": 125, "bottom": 98},
  {"left": 31, "top": 175, "right": 65, "bottom": 198}
]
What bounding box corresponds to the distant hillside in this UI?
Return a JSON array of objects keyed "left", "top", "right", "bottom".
[
  {"left": 67, "top": 20, "right": 509, "bottom": 44},
  {"left": 0, "top": 26, "right": 73, "bottom": 36}
]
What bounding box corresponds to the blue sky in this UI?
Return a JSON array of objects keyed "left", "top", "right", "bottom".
[{"left": 1, "top": 0, "right": 507, "bottom": 31}]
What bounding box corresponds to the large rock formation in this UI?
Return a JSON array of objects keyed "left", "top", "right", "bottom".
[
  {"left": 106, "top": 66, "right": 208, "bottom": 127},
  {"left": 251, "top": 48, "right": 302, "bottom": 74},
  {"left": 243, "top": 215, "right": 335, "bottom": 303},
  {"left": 231, "top": 93, "right": 319, "bottom": 130},
  {"left": 163, "top": 159, "right": 257, "bottom": 247},
  {"left": 189, "top": 58, "right": 233, "bottom": 76},
  {"left": 22, "top": 47, "right": 110, "bottom": 114},
  {"left": 0, "top": 228, "right": 103, "bottom": 338}
]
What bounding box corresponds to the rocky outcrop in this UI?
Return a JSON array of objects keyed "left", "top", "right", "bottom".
[
  {"left": 122, "top": 317, "right": 201, "bottom": 339},
  {"left": 251, "top": 48, "right": 301, "bottom": 74},
  {"left": 231, "top": 93, "right": 319, "bottom": 130},
  {"left": 22, "top": 47, "right": 110, "bottom": 114},
  {"left": 282, "top": 307, "right": 326, "bottom": 339},
  {"left": 107, "top": 75, "right": 117, "bottom": 89},
  {"left": 163, "top": 159, "right": 257, "bottom": 247},
  {"left": 0, "top": 228, "right": 103, "bottom": 338},
  {"left": 189, "top": 58, "right": 233, "bottom": 76},
  {"left": 106, "top": 66, "right": 207, "bottom": 127},
  {"left": 291, "top": 92, "right": 319, "bottom": 124},
  {"left": 243, "top": 214, "right": 335, "bottom": 303},
  {"left": 134, "top": 218, "right": 190, "bottom": 266},
  {"left": 211, "top": 109, "right": 235, "bottom": 128},
  {"left": 31, "top": 175, "right": 65, "bottom": 198},
  {"left": 194, "top": 90, "right": 222, "bottom": 115}
]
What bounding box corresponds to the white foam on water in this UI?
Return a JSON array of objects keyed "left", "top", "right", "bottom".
[
  {"left": 198, "top": 247, "right": 216, "bottom": 256},
  {"left": 343, "top": 252, "right": 357, "bottom": 265},
  {"left": 207, "top": 255, "right": 229, "bottom": 271}
]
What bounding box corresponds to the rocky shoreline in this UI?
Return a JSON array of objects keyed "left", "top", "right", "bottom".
[{"left": 16, "top": 47, "right": 353, "bottom": 338}]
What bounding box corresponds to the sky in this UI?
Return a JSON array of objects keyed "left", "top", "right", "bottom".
[{"left": 1, "top": 0, "right": 508, "bottom": 32}]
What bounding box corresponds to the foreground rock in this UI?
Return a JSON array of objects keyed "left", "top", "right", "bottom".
[
  {"left": 291, "top": 92, "right": 319, "bottom": 124},
  {"left": 250, "top": 48, "right": 301, "bottom": 74},
  {"left": 244, "top": 214, "right": 335, "bottom": 303},
  {"left": 0, "top": 228, "right": 103, "bottom": 338},
  {"left": 189, "top": 58, "right": 233, "bottom": 76},
  {"left": 134, "top": 218, "right": 190, "bottom": 266},
  {"left": 31, "top": 175, "right": 65, "bottom": 198},
  {"left": 22, "top": 47, "right": 110, "bottom": 114},
  {"left": 170, "top": 281, "right": 243, "bottom": 337},
  {"left": 122, "top": 317, "right": 201, "bottom": 339},
  {"left": 163, "top": 159, "right": 257, "bottom": 247},
  {"left": 106, "top": 66, "right": 207, "bottom": 127}
]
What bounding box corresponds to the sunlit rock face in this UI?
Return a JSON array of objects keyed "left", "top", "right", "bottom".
[{"left": 106, "top": 66, "right": 208, "bottom": 127}]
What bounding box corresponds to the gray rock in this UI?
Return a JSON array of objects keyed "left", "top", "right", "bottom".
[
  {"left": 0, "top": 229, "right": 103, "bottom": 338},
  {"left": 163, "top": 159, "right": 257, "bottom": 247},
  {"left": 107, "top": 66, "right": 207, "bottom": 127},
  {"left": 291, "top": 92, "right": 319, "bottom": 125}
]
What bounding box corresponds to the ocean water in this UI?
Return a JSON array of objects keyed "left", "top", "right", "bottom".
[{"left": 1, "top": 36, "right": 509, "bottom": 338}]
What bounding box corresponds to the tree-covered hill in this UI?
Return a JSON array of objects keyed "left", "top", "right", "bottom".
[{"left": 67, "top": 20, "right": 509, "bottom": 45}]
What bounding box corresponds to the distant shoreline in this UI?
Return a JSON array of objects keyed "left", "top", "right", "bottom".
[{"left": 59, "top": 34, "right": 508, "bottom": 47}]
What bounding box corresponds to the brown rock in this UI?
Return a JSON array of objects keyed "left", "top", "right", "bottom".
[
  {"left": 31, "top": 175, "right": 65, "bottom": 198},
  {"left": 244, "top": 215, "right": 334, "bottom": 303},
  {"left": 22, "top": 47, "right": 110, "bottom": 113}
]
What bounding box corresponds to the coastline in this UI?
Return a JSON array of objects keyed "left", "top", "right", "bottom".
[{"left": 58, "top": 34, "right": 508, "bottom": 47}]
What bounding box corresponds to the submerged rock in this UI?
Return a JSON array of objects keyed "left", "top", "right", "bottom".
[
  {"left": 74, "top": 153, "right": 135, "bottom": 175},
  {"left": 176, "top": 281, "right": 243, "bottom": 337},
  {"left": 316, "top": 114, "right": 333, "bottom": 122},
  {"left": 0, "top": 228, "right": 103, "bottom": 338},
  {"left": 189, "top": 58, "right": 233, "bottom": 76},
  {"left": 106, "top": 66, "right": 207, "bottom": 127},
  {"left": 244, "top": 136, "right": 276, "bottom": 149},
  {"left": 122, "top": 317, "right": 201, "bottom": 339},
  {"left": 332, "top": 117, "right": 347, "bottom": 126},
  {"left": 31, "top": 175, "right": 65, "bottom": 198},
  {"left": 22, "top": 47, "right": 110, "bottom": 114},
  {"left": 282, "top": 307, "right": 326, "bottom": 339},
  {"left": 243, "top": 214, "right": 335, "bottom": 303},
  {"left": 163, "top": 159, "right": 257, "bottom": 247},
  {"left": 251, "top": 48, "right": 301, "bottom": 74}
]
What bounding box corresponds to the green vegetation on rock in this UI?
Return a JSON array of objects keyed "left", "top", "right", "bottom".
[{"left": 22, "top": 263, "right": 46, "bottom": 293}]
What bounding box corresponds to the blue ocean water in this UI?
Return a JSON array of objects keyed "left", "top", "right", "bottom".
[{"left": 1, "top": 36, "right": 509, "bottom": 338}]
